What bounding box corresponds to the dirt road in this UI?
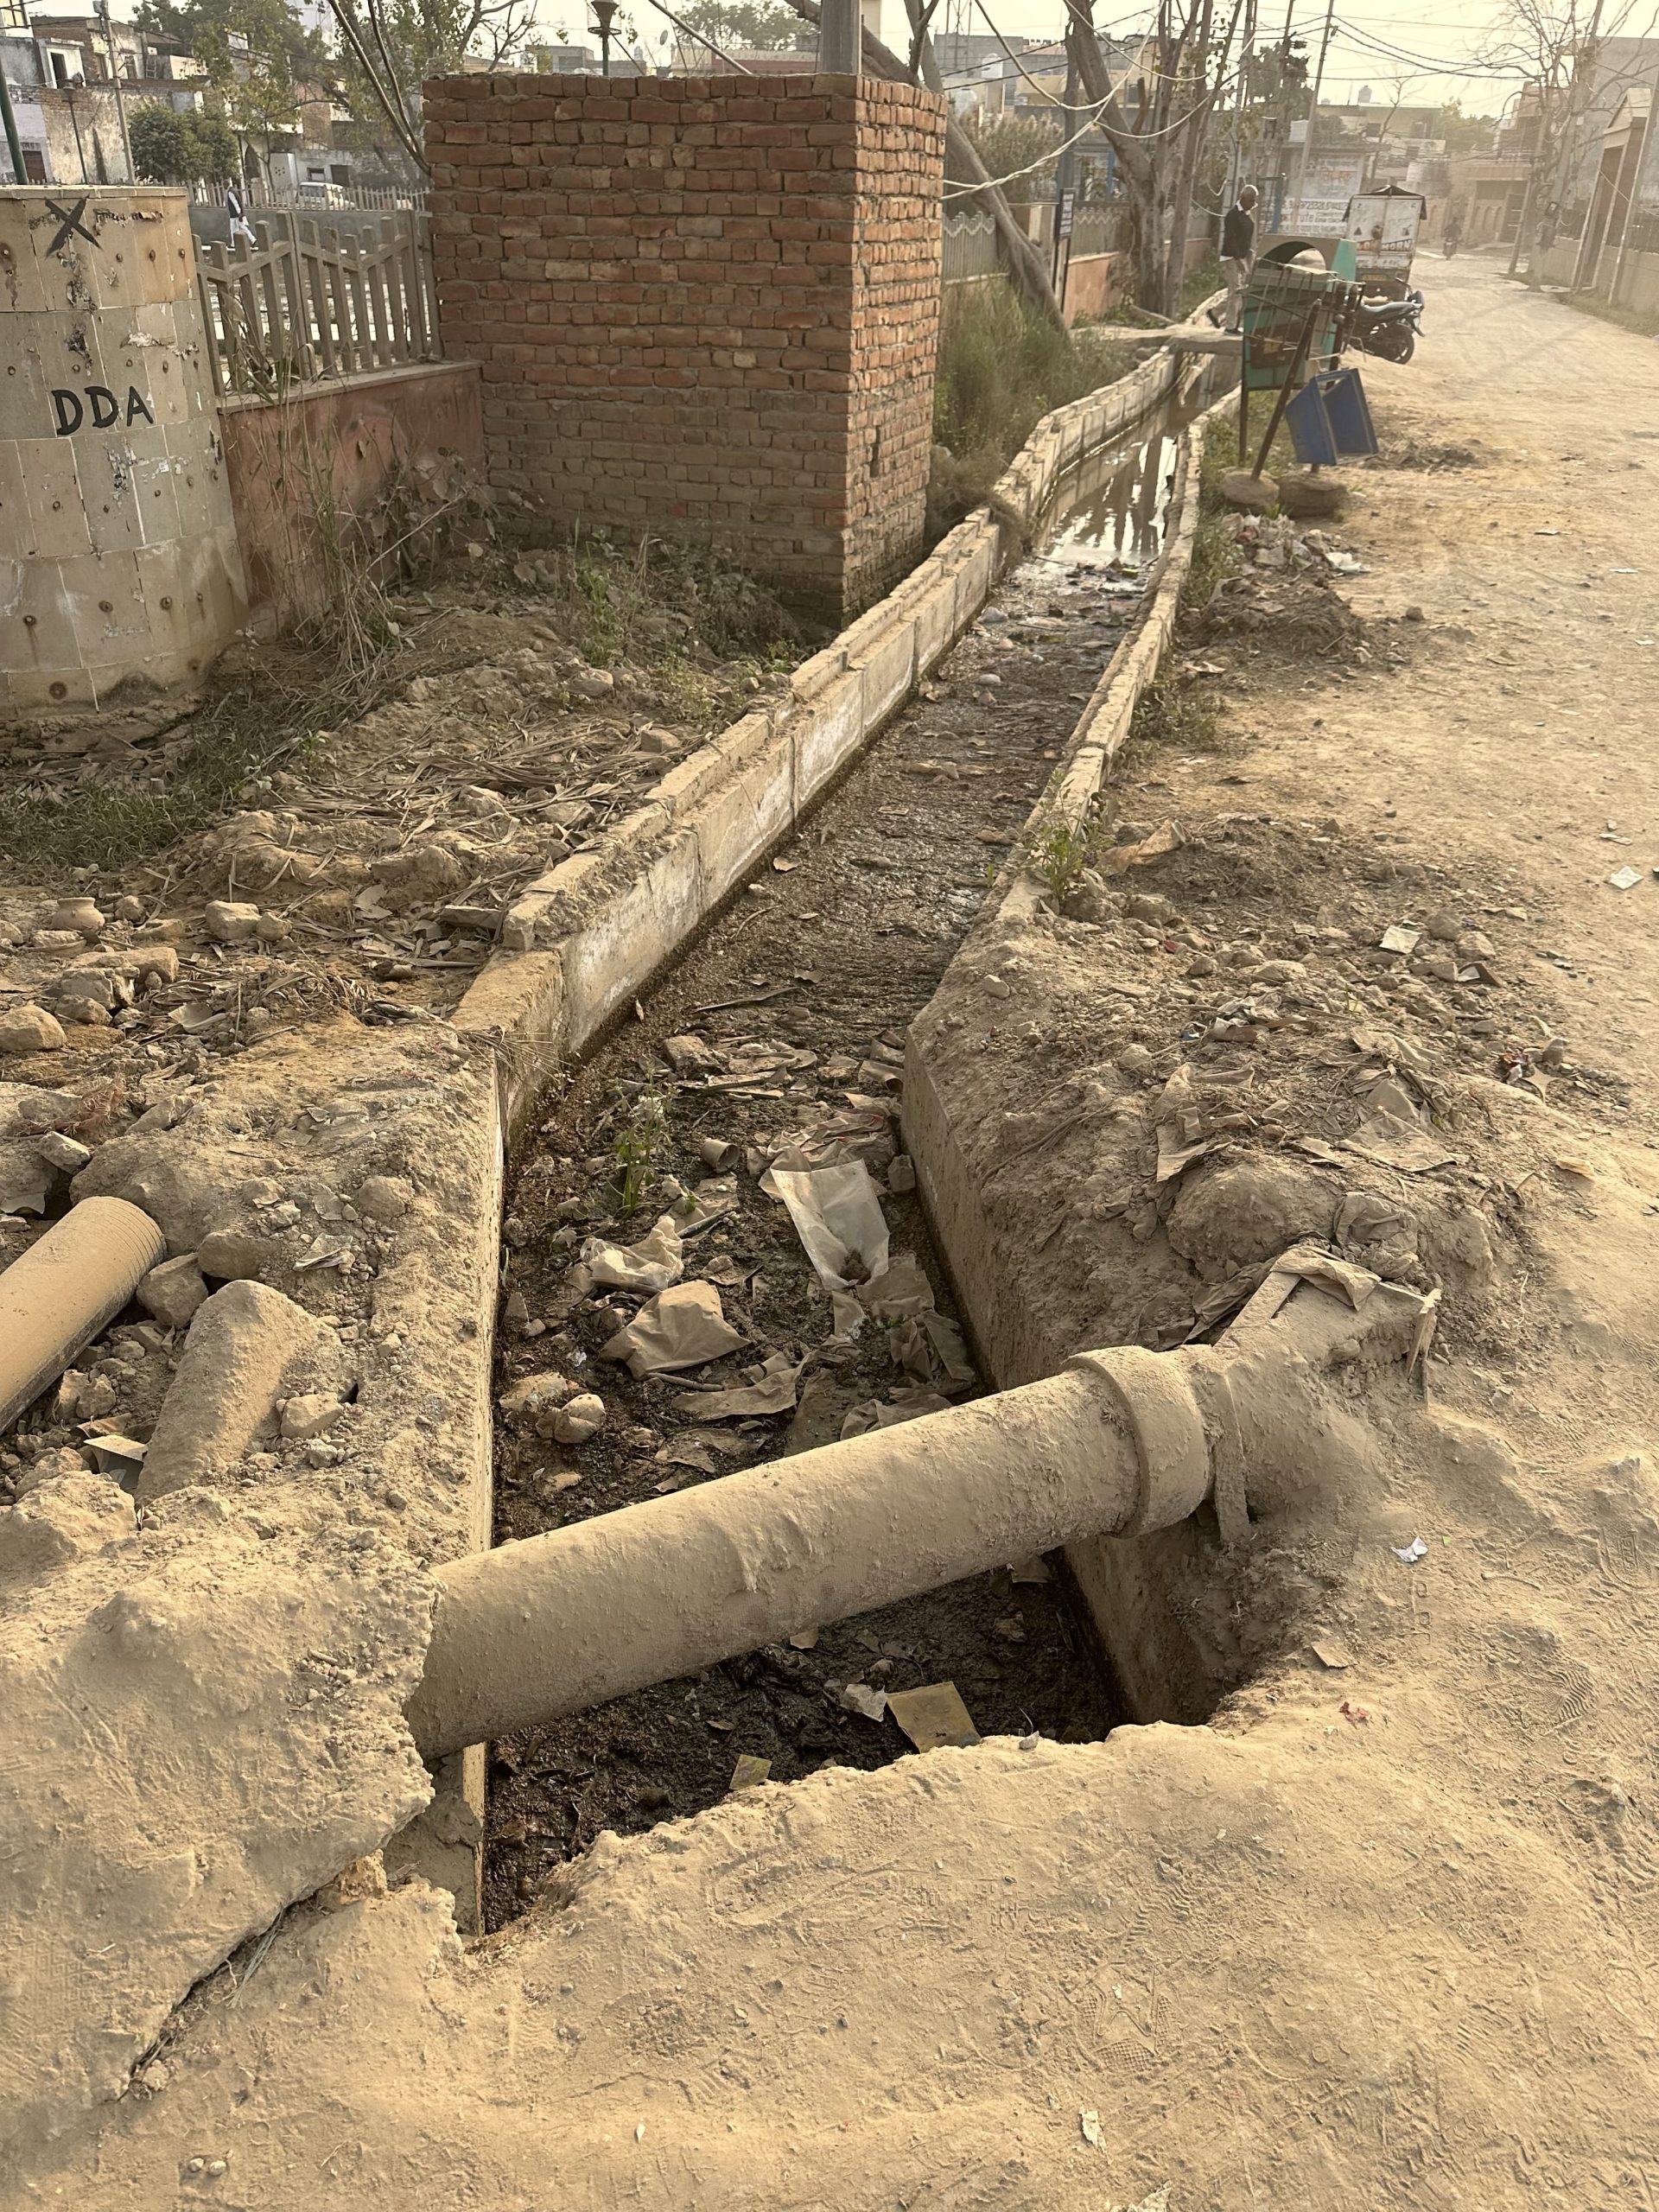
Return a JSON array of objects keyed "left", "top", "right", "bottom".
[{"left": 1262, "top": 253, "right": 1659, "bottom": 1110}]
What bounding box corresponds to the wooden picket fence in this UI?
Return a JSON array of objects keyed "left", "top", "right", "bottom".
[{"left": 196, "top": 213, "right": 441, "bottom": 397}]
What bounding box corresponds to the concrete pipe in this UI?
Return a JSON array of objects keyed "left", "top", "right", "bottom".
[
  {"left": 407, "top": 1344, "right": 1219, "bottom": 1760},
  {"left": 0, "top": 1198, "right": 166, "bottom": 1434}
]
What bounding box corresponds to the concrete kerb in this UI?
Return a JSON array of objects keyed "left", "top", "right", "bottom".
[{"left": 453, "top": 340, "right": 1192, "bottom": 1141}]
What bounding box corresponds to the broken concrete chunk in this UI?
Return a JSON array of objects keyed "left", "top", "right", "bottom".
[
  {"left": 197, "top": 1227, "right": 278, "bottom": 1283},
  {"left": 280, "top": 1392, "right": 346, "bottom": 1442},
  {"left": 14, "top": 1089, "right": 82, "bottom": 1133},
  {"left": 57, "top": 1368, "right": 114, "bottom": 1421},
  {"left": 130, "top": 944, "right": 181, "bottom": 986},
  {"left": 137, "top": 1254, "right": 210, "bottom": 1331},
  {"left": 661, "top": 1033, "right": 722, "bottom": 1075},
  {"left": 204, "top": 899, "right": 263, "bottom": 944},
  {"left": 550, "top": 1391, "right": 607, "bottom": 1444},
  {"left": 35, "top": 1129, "right": 92, "bottom": 1173},
  {"left": 354, "top": 1174, "right": 410, "bottom": 1225},
  {"left": 138, "top": 1281, "right": 327, "bottom": 1501},
  {"left": 0, "top": 1006, "right": 67, "bottom": 1057},
  {"left": 499, "top": 1372, "right": 573, "bottom": 1425},
  {"left": 0, "top": 1144, "right": 53, "bottom": 1216},
  {"left": 0, "top": 1471, "right": 135, "bottom": 1582}
]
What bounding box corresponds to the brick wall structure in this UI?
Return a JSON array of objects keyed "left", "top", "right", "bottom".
[{"left": 425, "top": 72, "right": 945, "bottom": 622}]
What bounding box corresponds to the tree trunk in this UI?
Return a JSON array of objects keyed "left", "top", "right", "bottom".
[
  {"left": 1063, "top": 0, "right": 1173, "bottom": 314},
  {"left": 1162, "top": 0, "right": 1218, "bottom": 313}
]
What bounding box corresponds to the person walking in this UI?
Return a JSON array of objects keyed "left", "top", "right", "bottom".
[
  {"left": 1217, "top": 184, "right": 1259, "bottom": 334},
  {"left": 225, "top": 179, "right": 257, "bottom": 250}
]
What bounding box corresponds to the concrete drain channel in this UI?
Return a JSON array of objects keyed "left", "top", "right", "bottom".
[{"left": 478, "top": 404, "right": 1201, "bottom": 1927}]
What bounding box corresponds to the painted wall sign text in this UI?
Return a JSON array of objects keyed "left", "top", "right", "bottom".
[{"left": 52, "top": 385, "right": 156, "bottom": 436}]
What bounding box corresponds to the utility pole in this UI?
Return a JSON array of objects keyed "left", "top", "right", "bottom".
[
  {"left": 1269, "top": 0, "right": 1296, "bottom": 230},
  {"left": 0, "top": 58, "right": 26, "bottom": 181},
  {"left": 95, "top": 0, "right": 134, "bottom": 181},
  {"left": 1287, "top": 0, "right": 1333, "bottom": 229},
  {"left": 1227, "top": 0, "right": 1256, "bottom": 204},
  {"left": 1052, "top": 41, "right": 1080, "bottom": 308},
  {"left": 818, "top": 0, "right": 860, "bottom": 73}
]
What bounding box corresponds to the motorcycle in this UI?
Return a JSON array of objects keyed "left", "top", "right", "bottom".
[{"left": 1349, "top": 288, "right": 1425, "bottom": 365}]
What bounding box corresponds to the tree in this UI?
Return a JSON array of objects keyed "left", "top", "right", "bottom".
[
  {"left": 134, "top": 0, "right": 323, "bottom": 179},
  {"left": 1476, "top": 0, "right": 1649, "bottom": 283},
  {"left": 130, "top": 102, "right": 189, "bottom": 181},
  {"left": 131, "top": 100, "right": 241, "bottom": 182},
  {"left": 322, "top": 0, "right": 537, "bottom": 174},
  {"left": 1435, "top": 98, "right": 1501, "bottom": 155},
  {"left": 679, "top": 1, "right": 802, "bottom": 52},
  {"left": 1064, "top": 0, "right": 1244, "bottom": 315},
  {"left": 959, "top": 110, "right": 1065, "bottom": 205}
]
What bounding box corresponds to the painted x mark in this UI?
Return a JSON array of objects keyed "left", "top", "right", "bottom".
[{"left": 45, "top": 198, "right": 99, "bottom": 255}]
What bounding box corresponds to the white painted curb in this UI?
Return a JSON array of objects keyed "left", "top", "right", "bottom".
[{"left": 454, "top": 343, "right": 1194, "bottom": 1137}]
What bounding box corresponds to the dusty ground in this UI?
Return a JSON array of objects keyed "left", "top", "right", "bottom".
[
  {"left": 10, "top": 258, "right": 1659, "bottom": 2208},
  {"left": 0, "top": 532, "right": 799, "bottom": 1141}
]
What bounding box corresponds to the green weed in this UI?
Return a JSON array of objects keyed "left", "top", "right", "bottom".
[
  {"left": 611, "top": 1087, "right": 667, "bottom": 1215},
  {"left": 1028, "top": 817, "right": 1098, "bottom": 897},
  {"left": 1130, "top": 672, "right": 1223, "bottom": 752}
]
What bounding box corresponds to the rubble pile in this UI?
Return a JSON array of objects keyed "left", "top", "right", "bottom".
[{"left": 1197, "top": 513, "right": 1376, "bottom": 658}]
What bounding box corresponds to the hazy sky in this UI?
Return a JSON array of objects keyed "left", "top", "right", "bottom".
[{"left": 547, "top": 0, "right": 1606, "bottom": 120}]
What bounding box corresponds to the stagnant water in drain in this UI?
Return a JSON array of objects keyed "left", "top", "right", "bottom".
[{"left": 483, "top": 400, "right": 1198, "bottom": 1928}]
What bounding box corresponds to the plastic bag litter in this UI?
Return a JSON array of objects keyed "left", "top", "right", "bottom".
[
  {"left": 857, "top": 1255, "right": 935, "bottom": 1320},
  {"left": 601, "top": 1280, "right": 745, "bottom": 1377},
  {"left": 575, "top": 1212, "right": 684, "bottom": 1294},
  {"left": 838, "top": 1682, "right": 888, "bottom": 1721},
  {"left": 766, "top": 1160, "right": 891, "bottom": 1290},
  {"left": 888, "top": 1309, "right": 975, "bottom": 1391},
  {"left": 671, "top": 1351, "right": 804, "bottom": 1421},
  {"left": 840, "top": 1385, "right": 953, "bottom": 1440}
]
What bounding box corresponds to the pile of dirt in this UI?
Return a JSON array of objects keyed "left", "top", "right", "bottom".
[
  {"left": 1193, "top": 513, "right": 1378, "bottom": 659},
  {"left": 0, "top": 1471, "right": 434, "bottom": 2168},
  {"left": 1383, "top": 434, "right": 1483, "bottom": 471},
  {"left": 0, "top": 539, "right": 804, "bottom": 1224}
]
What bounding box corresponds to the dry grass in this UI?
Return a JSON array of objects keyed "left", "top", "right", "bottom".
[{"left": 927, "top": 279, "right": 1134, "bottom": 541}]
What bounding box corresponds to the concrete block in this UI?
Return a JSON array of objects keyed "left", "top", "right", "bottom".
[
  {"left": 791, "top": 666, "right": 865, "bottom": 810},
  {"left": 690, "top": 728, "right": 794, "bottom": 906},
  {"left": 560, "top": 826, "right": 703, "bottom": 1050},
  {"left": 852, "top": 612, "right": 915, "bottom": 729},
  {"left": 138, "top": 1279, "right": 327, "bottom": 1500}
]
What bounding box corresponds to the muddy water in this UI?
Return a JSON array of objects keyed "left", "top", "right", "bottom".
[{"left": 483, "top": 402, "right": 1194, "bottom": 1928}]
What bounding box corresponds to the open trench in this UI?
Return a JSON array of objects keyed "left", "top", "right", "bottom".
[{"left": 483, "top": 405, "right": 1196, "bottom": 1929}]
